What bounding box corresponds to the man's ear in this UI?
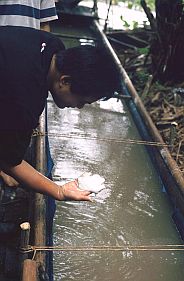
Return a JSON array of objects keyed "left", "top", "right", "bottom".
[{"left": 60, "top": 75, "right": 71, "bottom": 86}]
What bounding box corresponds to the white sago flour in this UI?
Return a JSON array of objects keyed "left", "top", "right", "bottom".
[{"left": 78, "top": 172, "right": 105, "bottom": 194}]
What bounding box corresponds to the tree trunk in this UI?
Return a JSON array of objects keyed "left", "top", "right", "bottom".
[{"left": 151, "top": 0, "right": 184, "bottom": 84}]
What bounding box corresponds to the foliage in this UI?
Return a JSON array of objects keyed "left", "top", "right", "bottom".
[
  {"left": 120, "top": 16, "right": 141, "bottom": 29},
  {"left": 135, "top": 69, "right": 149, "bottom": 85},
  {"left": 118, "top": 0, "right": 155, "bottom": 11},
  {"left": 118, "top": 0, "right": 155, "bottom": 29},
  {"left": 138, "top": 47, "right": 149, "bottom": 55}
]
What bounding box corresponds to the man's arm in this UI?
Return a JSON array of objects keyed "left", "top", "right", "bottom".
[
  {"left": 40, "top": 0, "right": 58, "bottom": 31},
  {"left": 1, "top": 160, "right": 92, "bottom": 201},
  {"left": 41, "top": 22, "right": 50, "bottom": 32}
]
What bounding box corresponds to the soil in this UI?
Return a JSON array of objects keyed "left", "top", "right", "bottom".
[{"left": 110, "top": 29, "right": 184, "bottom": 174}]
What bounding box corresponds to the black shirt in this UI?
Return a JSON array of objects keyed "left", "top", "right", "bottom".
[{"left": 0, "top": 26, "right": 65, "bottom": 166}]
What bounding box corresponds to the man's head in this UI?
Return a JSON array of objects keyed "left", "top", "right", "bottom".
[{"left": 49, "top": 45, "right": 121, "bottom": 108}]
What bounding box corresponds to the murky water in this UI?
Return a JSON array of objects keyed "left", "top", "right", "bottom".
[
  {"left": 48, "top": 14, "right": 184, "bottom": 281},
  {"left": 47, "top": 98, "right": 184, "bottom": 281}
]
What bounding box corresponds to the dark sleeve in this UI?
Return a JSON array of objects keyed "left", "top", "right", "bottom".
[
  {"left": 0, "top": 104, "right": 33, "bottom": 167},
  {"left": 0, "top": 130, "right": 32, "bottom": 167},
  {"left": 40, "top": 29, "right": 66, "bottom": 51}
]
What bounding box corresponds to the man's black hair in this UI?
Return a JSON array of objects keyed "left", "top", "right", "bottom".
[{"left": 55, "top": 45, "right": 121, "bottom": 99}]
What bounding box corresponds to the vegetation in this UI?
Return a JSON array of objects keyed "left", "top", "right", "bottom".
[
  {"left": 118, "top": 0, "right": 155, "bottom": 11},
  {"left": 110, "top": 0, "right": 184, "bottom": 172}
]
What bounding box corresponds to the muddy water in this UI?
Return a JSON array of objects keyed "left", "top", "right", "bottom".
[
  {"left": 48, "top": 18, "right": 184, "bottom": 281},
  {"left": 47, "top": 98, "right": 184, "bottom": 281}
]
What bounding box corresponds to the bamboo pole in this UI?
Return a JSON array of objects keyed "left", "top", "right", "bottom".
[
  {"left": 53, "top": 32, "right": 96, "bottom": 41},
  {"left": 22, "top": 259, "right": 37, "bottom": 281},
  {"left": 20, "top": 222, "right": 31, "bottom": 261},
  {"left": 34, "top": 110, "right": 47, "bottom": 271},
  {"left": 93, "top": 20, "right": 184, "bottom": 208}
]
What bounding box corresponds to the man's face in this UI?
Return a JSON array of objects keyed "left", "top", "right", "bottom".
[
  {"left": 54, "top": 91, "right": 98, "bottom": 109},
  {"left": 51, "top": 75, "right": 98, "bottom": 109}
]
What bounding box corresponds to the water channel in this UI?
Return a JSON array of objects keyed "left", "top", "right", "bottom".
[
  {"left": 48, "top": 98, "right": 184, "bottom": 281},
  {"left": 48, "top": 13, "right": 184, "bottom": 281}
]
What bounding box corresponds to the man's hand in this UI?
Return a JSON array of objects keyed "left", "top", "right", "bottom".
[
  {"left": 59, "top": 180, "right": 92, "bottom": 201},
  {"left": 0, "top": 171, "right": 19, "bottom": 187},
  {"left": 1, "top": 160, "right": 92, "bottom": 201}
]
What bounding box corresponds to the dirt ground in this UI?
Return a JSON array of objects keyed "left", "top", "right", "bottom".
[{"left": 111, "top": 32, "right": 184, "bottom": 174}]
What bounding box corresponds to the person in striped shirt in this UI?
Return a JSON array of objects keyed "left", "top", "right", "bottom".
[{"left": 0, "top": 0, "right": 58, "bottom": 31}]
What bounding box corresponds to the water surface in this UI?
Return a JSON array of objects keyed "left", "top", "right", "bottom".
[{"left": 47, "top": 98, "right": 184, "bottom": 281}]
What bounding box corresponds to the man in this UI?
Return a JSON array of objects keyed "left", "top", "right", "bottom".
[
  {"left": 0, "top": 0, "right": 58, "bottom": 186},
  {"left": 0, "top": 26, "right": 120, "bottom": 201},
  {"left": 0, "top": 0, "right": 58, "bottom": 31}
]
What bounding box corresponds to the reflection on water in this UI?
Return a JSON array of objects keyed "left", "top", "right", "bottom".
[{"left": 47, "top": 98, "right": 184, "bottom": 281}]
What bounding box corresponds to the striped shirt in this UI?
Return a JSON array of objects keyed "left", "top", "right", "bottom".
[{"left": 0, "top": 0, "right": 58, "bottom": 29}]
